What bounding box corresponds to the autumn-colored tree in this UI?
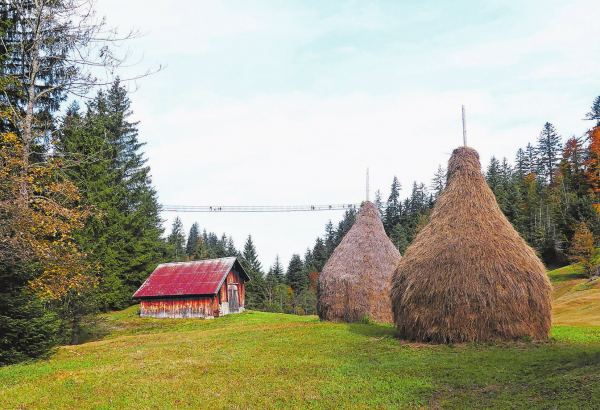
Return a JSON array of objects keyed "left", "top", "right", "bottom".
[
  {"left": 0, "top": 126, "right": 96, "bottom": 299},
  {"left": 414, "top": 210, "right": 432, "bottom": 236},
  {"left": 560, "top": 136, "right": 588, "bottom": 196},
  {"left": 568, "top": 222, "right": 597, "bottom": 278},
  {"left": 308, "top": 271, "right": 318, "bottom": 293},
  {"left": 585, "top": 126, "right": 600, "bottom": 212}
]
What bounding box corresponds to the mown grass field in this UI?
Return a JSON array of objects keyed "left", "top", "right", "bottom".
[{"left": 1, "top": 267, "right": 600, "bottom": 409}]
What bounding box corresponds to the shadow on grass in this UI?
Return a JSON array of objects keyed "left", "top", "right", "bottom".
[
  {"left": 346, "top": 321, "right": 397, "bottom": 339},
  {"left": 549, "top": 271, "right": 588, "bottom": 282}
]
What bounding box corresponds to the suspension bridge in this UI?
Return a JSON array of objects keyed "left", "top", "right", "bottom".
[{"left": 161, "top": 203, "right": 363, "bottom": 213}]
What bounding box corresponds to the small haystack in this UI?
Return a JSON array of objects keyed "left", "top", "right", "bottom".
[
  {"left": 390, "top": 146, "right": 552, "bottom": 343},
  {"left": 318, "top": 202, "right": 401, "bottom": 324}
]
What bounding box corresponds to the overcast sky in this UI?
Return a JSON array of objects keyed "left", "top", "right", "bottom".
[{"left": 93, "top": 0, "right": 600, "bottom": 270}]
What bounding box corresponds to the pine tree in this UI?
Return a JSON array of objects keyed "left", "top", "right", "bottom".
[
  {"left": 334, "top": 209, "right": 356, "bottom": 247},
  {"left": 324, "top": 220, "right": 336, "bottom": 257},
  {"left": 168, "top": 217, "right": 186, "bottom": 261},
  {"left": 486, "top": 156, "right": 502, "bottom": 191},
  {"left": 391, "top": 223, "right": 409, "bottom": 254},
  {"left": 286, "top": 254, "right": 307, "bottom": 293},
  {"left": 241, "top": 235, "right": 266, "bottom": 310},
  {"left": 515, "top": 148, "right": 529, "bottom": 179},
  {"left": 193, "top": 236, "right": 212, "bottom": 261},
  {"left": 271, "top": 255, "right": 285, "bottom": 284},
  {"left": 186, "top": 223, "right": 200, "bottom": 257},
  {"left": 585, "top": 96, "right": 600, "bottom": 127},
  {"left": 561, "top": 136, "right": 588, "bottom": 196},
  {"left": 226, "top": 237, "right": 238, "bottom": 257},
  {"left": 374, "top": 190, "right": 384, "bottom": 216},
  {"left": 526, "top": 143, "right": 538, "bottom": 175},
  {"left": 57, "top": 83, "right": 164, "bottom": 310},
  {"left": 384, "top": 176, "right": 401, "bottom": 235},
  {"left": 430, "top": 165, "right": 446, "bottom": 199},
  {"left": 536, "top": 122, "right": 562, "bottom": 184},
  {"left": 312, "top": 238, "right": 327, "bottom": 272},
  {"left": 0, "top": 264, "right": 61, "bottom": 365}
]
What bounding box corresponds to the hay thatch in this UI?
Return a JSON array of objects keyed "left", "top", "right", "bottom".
[
  {"left": 390, "top": 146, "right": 552, "bottom": 343},
  {"left": 317, "top": 202, "right": 401, "bottom": 324}
]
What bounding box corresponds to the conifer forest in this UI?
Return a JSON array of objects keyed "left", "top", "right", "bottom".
[{"left": 2, "top": 0, "right": 600, "bottom": 367}]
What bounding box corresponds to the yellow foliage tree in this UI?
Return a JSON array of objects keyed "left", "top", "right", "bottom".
[
  {"left": 0, "top": 121, "right": 97, "bottom": 300},
  {"left": 568, "top": 222, "right": 597, "bottom": 278}
]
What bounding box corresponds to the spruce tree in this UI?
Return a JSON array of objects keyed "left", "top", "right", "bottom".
[
  {"left": 526, "top": 143, "right": 538, "bottom": 175},
  {"left": 536, "top": 122, "right": 562, "bottom": 184},
  {"left": 391, "top": 223, "right": 409, "bottom": 254},
  {"left": 241, "top": 235, "right": 266, "bottom": 310},
  {"left": 286, "top": 254, "right": 307, "bottom": 294},
  {"left": 384, "top": 176, "right": 401, "bottom": 235},
  {"left": 168, "top": 217, "right": 186, "bottom": 261},
  {"left": 57, "top": 84, "right": 164, "bottom": 310},
  {"left": 324, "top": 220, "right": 336, "bottom": 257},
  {"left": 334, "top": 209, "right": 356, "bottom": 247},
  {"left": 515, "top": 148, "right": 529, "bottom": 179},
  {"left": 226, "top": 237, "right": 238, "bottom": 257},
  {"left": 585, "top": 96, "right": 600, "bottom": 126},
  {"left": 271, "top": 255, "right": 285, "bottom": 284},
  {"left": 0, "top": 264, "right": 61, "bottom": 365},
  {"left": 186, "top": 223, "right": 200, "bottom": 257},
  {"left": 374, "top": 190, "right": 384, "bottom": 216},
  {"left": 430, "top": 165, "right": 446, "bottom": 199},
  {"left": 312, "top": 238, "right": 327, "bottom": 272}
]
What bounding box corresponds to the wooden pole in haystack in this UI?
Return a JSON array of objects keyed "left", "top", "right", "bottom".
[
  {"left": 462, "top": 105, "right": 467, "bottom": 146},
  {"left": 366, "top": 168, "right": 370, "bottom": 202}
]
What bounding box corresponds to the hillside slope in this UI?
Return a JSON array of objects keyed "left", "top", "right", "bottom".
[{"left": 550, "top": 265, "right": 600, "bottom": 327}]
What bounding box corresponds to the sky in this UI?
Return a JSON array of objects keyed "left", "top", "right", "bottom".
[{"left": 92, "top": 0, "right": 600, "bottom": 270}]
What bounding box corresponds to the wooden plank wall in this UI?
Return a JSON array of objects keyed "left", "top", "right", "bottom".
[{"left": 140, "top": 296, "right": 215, "bottom": 318}]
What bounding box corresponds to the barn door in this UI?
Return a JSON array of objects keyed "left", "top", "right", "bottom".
[{"left": 228, "top": 284, "right": 239, "bottom": 313}]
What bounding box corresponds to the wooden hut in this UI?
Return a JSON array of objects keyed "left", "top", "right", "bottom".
[{"left": 132, "top": 257, "right": 250, "bottom": 318}]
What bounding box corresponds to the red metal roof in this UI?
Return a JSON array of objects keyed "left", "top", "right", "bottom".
[{"left": 132, "top": 257, "right": 249, "bottom": 299}]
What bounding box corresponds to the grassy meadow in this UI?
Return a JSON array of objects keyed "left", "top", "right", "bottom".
[{"left": 1, "top": 267, "right": 600, "bottom": 409}]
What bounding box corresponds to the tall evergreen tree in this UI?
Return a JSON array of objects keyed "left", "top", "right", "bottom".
[
  {"left": 271, "top": 255, "right": 285, "bottom": 284},
  {"left": 430, "top": 165, "right": 446, "bottom": 199},
  {"left": 515, "top": 148, "right": 529, "bottom": 179},
  {"left": 536, "top": 122, "right": 562, "bottom": 184},
  {"left": 0, "top": 264, "right": 62, "bottom": 365},
  {"left": 241, "top": 235, "right": 266, "bottom": 310},
  {"left": 374, "top": 189, "right": 384, "bottom": 216},
  {"left": 57, "top": 82, "right": 164, "bottom": 310},
  {"left": 525, "top": 143, "right": 538, "bottom": 175},
  {"left": 324, "top": 220, "right": 336, "bottom": 256},
  {"left": 334, "top": 209, "right": 357, "bottom": 247},
  {"left": 226, "top": 237, "right": 238, "bottom": 257},
  {"left": 391, "top": 223, "right": 409, "bottom": 254},
  {"left": 186, "top": 222, "right": 200, "bottom": 257},
  {"left": 585, "top": 95, "right": 600, "bottom": 126},
  {"left": 168, "top": 217, "right": 186, "bottom": 261},
  {"left": 286, "top": 254, "right": 307, "bottom": 294},
  {"left": 486, "top": 156, "right": 502, "bottom": 191},
  {"left": 311, "top": 238, "right": 327, "bottom": 272},
  {"left": 384, "top": 176, "right": 401, "bottom": 235}
]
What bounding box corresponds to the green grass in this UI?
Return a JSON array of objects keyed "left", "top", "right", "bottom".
[
  {"left": 549, "top": 265, "right": 600, "bottom": 328},
  {"left": 2, "top": 307, "right": 600, "bottom": 409}
]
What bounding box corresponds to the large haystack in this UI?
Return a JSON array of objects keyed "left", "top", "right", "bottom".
[
  {"left": 318, "top": 202, "right": 401, "bottom": 324},
  {"left": 390, "top": 147, "right": 552, "bottom": 343}
]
